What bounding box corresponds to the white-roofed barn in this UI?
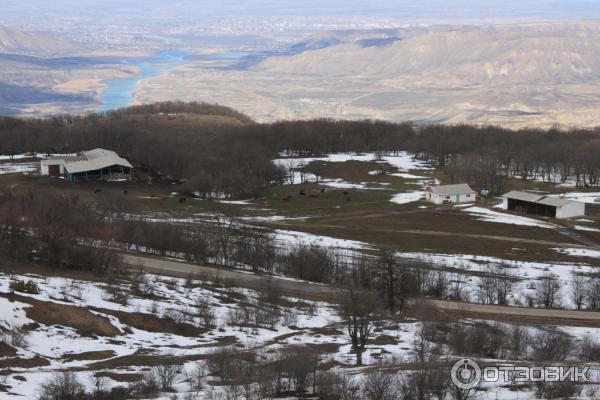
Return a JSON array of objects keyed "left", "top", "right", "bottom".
[
  {"left": 502, "top": 190, "right": 585, "bottom": 219},
  {"left": 40, "top": 148, "right": 133, "bottom": 182}
]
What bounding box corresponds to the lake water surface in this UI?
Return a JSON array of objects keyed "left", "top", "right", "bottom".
[{"left": 98, "top": 50, "right": 247, "bottom": 112}]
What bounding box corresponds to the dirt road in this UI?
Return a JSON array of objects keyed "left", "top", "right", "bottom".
[
  {"left": 122, "top": 253, "right": 333, "bottom": 299},
  {"left": 124, "top": 253, "right": 600, "bottom": 326}
]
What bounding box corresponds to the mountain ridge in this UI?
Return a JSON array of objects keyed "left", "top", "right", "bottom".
[{"left": 0, "top": 25, "right": 79, "bottom": 56}]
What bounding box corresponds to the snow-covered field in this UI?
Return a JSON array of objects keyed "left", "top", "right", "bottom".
[
  {"left": 0, "top": 162, "right": 38, "bottom": 175},
  {"left": 2, "top": 268, "right": 599, "bottom": 400},
  {"left": 273, "top": 152, "right": 438, "bottom": 204},
  {"left": 396, "top": 250, "right": 600, "bottom": 308},
  {"left": 0, "top": 270, "right": 414, "bottom": 399}
]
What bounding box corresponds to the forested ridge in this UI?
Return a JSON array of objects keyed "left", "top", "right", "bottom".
[{"left": 1, "top": 101, "right": 600, "bottom": 197}]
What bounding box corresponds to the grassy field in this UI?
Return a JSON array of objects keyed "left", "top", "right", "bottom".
[{"left": 2, "top": 157, "right": 599, "bottom": 267}]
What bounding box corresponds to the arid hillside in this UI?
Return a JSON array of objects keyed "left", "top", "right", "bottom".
[
  {"left": 136, "top": 21, "right": 600, "bottom": 128},
  {"left": 0, "top": 25, "right": 79, "bottom": 56}
]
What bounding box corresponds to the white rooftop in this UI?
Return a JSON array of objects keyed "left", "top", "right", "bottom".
[
  {"left": 428, "top": 183, "right": 475, "bottom": 196},
  {"left": 46, "top": 148, "right": 133, "bottom": 174}
]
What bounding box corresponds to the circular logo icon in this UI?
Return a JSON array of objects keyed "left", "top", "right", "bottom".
[{"left": 451, "top": 358, "right": 482, "bottom": 390}]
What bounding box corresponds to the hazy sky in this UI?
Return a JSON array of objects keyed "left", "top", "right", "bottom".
[{"left": 2, "top": 0, "right": 600, "bottom": 29}]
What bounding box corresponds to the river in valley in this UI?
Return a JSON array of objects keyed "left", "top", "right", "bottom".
[{"left": 98, "top": 50, "right": 247, "bottom": 112}]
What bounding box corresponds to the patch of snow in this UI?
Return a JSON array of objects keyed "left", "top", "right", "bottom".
[
  {"left": 274, "top": 229, "right": 371, "bottom": 250},
  {"left": 390, "top": 191, "right": 424, "bottom": 205},
  {"left": 463, "top": 207, "right": 556, "bottom": 229},
  {"left": 215, "top": 199, "right": 251, "bottom": 205},
  {"left": 241, "top": 215, "right": 307, "bottom": 222},
  {"left": 550, "top": 192, "right": 600, "bottom": 204},
  {"left": 0, "top": 162, "right": 38, "bottom": 175},
  {"left": 390, "top": 172, "right": 429, "bottom": 179},
  {"left": 574, "top": 225, "right": 600, "bottom": 233},
  {"left": 553, "top": 248, "right": 600, "bottom": 259}
]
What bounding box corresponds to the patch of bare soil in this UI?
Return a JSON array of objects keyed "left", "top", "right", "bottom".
[
  {"left": 62, "top": 350, "right": 117, "bottom": 362},
  {"left": 0, "top": 342, "right": 17, "bottom": 357},
  {"left": 0, "top": 355, "right": 49, "bottom": 369},
  {"left": 305, "top": 342, "right": 341, "bottom": 354},
  {"left": 90, "top": 348, "right": 254, "bottom": 369},
  {"left": 96, "top": 371, "right": 144, "bottom": 383},
  {"left": 369, "top": 335, "right": 399, "bottom": 345},
  {"left": 91, "top": 307, "right": 207, "bottom": 337},
  {"left": 2, "top": 293, "right": 121, "bottom": 337}
]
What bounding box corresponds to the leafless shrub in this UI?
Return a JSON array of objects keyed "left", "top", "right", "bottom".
[
  {"left": 186, "top": 361, "right": 207, "bottom": 391},
  {"left": 401, "top": 369, "right": 450, "bottom": 400},
  {"left": 152, "top": 363, "right": 180, "bottom": 391},
  {"left": 535, "top": 273, "right": 561, "bottom": 308},
  {"left": 88, "top": 371, "right": 110, "bottom": 397},
  {"left": 195, "top": 296, "right": 216, "bottom": 328},
  {"left": 129, "top": 371, "right": 160, "bottom": 397},
  {"left": 3, "top": 324, "right": 28, "bottom": 349},
  {"left": 587, "top": 277, "right": 600, "bottom": 310},
  {"left": 361, "top": 372, "right": 400, "bottom": 400},
  {"left": 535, "top": 380, "right": 584, "bottom": 399},
  {"left": 530, "top": 329, "right": 572, "bottom": 361},
  {"left": 577, "top": 335, "right": 600, "bottom": 362},
  {"left": 38, "top": 372, "right": 86, "bottom": 400},
  {"left": 477, "top": 265, "right": 515, "bottom": 305},
  {"left": 319, "top": 372, "right": 360, "bottom": 400}
]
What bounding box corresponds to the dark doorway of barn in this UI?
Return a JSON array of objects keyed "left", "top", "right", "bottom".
[{"left": 48, "top": 165, "right": 60, "bottom": 177}]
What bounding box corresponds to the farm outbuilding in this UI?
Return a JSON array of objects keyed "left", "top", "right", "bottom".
[
  {"left": 425, "top": 184, "right": 476, "bottom": 204},
  {"left": 41, "top": 149, "right": 133, "bottom": 182},
  {"left": 502, "top": 191, "right": 585, "bottom": 219}
]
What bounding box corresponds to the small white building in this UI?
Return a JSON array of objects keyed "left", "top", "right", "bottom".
[
  {"left": 425, "top": 184, "right": 476, "bottom": 204},
  {"left": 502, "top": 190, "right": 585, "bottom": 219}
]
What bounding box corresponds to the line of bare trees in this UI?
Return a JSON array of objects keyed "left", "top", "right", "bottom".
[{"left": 4, "top": 103, "right": 600, "bottom": 199}]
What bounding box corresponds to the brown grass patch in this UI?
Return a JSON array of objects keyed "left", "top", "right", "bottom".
[
  {"left": 369, "top": 335, "right": 399, "bottom": 346},
  {"left": 90, "top": 348, "right": 254, "bottom": 369},
  {"left": 310, "top": 326, "right": 344, "bottom": 336},
  {"left": 62, "top": 350, "right": 117, "bottom": 362},
  {"left": 91, "top": 307, "right": 207, "bottom": 337},
  {"left": 0, "top": 355, "right": 49, "bottom": 369},
  {"left": 0, "top": 342, "right": 17, "bottom": 357},
  {"left": 2, "top": 293, "right": 120, "bottom": 337},
  {"left": 96, "top": 371, "right": 144, "bottom": 383},
  {"left": 305, "top": 342, "right": 341, "bottom": 354}
]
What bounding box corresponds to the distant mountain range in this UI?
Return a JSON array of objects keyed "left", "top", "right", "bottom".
[
  {"left": 258, "top": 22, "right": 600, "bottom": 84},
  {"left": 0, "top": 25, "right": 79, "bottom": 56},
  {"left": 134, "top": 21, "right": 600, "bottom": 129}
]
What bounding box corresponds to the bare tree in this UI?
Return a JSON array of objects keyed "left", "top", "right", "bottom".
[
  {"left": 535, "top": 273, "right": 561, "bottom": 308},
  {"left": 152, "top": 363, "right": 179, "bottom": 391},
  {"left": 340, "top": 287, "right": 382, "bottom": 365},
  {"left": 38, "top": 372, "right": 86, "bottom": 400},
  {"left": 319, "top": 372, "right": 360, "bottom": 400},
  {"left": 361, "top": 372, "right": 400, "bottom": 400},
  {"left": 587, "top": 277, "right": 600, "bottom": 310},
  {"left": 570, "top": 274, "right": 586, "bottom": 310}
]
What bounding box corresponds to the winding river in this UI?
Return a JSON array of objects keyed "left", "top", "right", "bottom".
[
  {"left": 98, "top": 50, "right": 248, "bottom": 112},
  {"left": 98, "top": 49, "right": 189, "bottom": 112}
]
